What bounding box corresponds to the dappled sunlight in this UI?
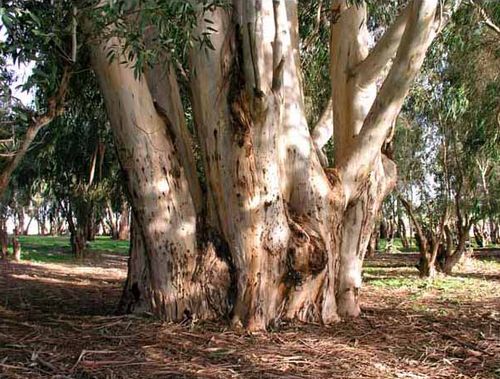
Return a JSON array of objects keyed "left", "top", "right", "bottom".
[
  {"left": 10, "top": 273, "right": 95, "bottom": 287},
  {"left": 1, "top": 249, "right": 498, "bottom": 378}
]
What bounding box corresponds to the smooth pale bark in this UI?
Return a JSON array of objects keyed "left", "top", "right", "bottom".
[
  {"left": 351, "top": 3, "right": 411, "bottom": 85},
  {"left": 338, "top": 0, "right": 438, "bottom": 203},
  {"left": 91, "top": 36, "right": 229, "bottom": 321},
  {"left": 329, "top": 1, "right": 396, "bottom": 316},
  {"left": 336, "top": 155, "right": 396, "bottom": 315},
  {"left": 311, "top": 97, "right": 333, "bottom": 167},
  {"left": 106, "top": 202, "right": 119, "bottom": 239},
  {"left": 190, "top": 3, "right": 293, "bottom": 330},
  {"left": 330, "top": 1, "right": 377, "bottom": 168},
  {"left": 142, "top": 31, "right": 203, "bottom": 215},
  {"left": 328, "top": 0, "right": 452, "bottom": 312}
]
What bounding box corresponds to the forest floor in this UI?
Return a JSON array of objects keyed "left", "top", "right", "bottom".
[{"left": 0, "top": 237, "right": 499, "bottom": 379}]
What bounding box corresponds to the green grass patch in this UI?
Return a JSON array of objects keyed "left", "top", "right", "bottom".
[
  {"left": 368, "top": 273, "right": 477, "bottom": 290},
  {"left": 7, "top": 235, "right": 129, "bottom": 263},
  {"left": 377, "top": 238, "right": 417, "bottom": 252},
  {"left": 87, "top": 237, "right": 130, "bottom": 254}
]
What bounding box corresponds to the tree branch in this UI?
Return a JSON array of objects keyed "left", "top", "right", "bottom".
[
  {"left": 339, "top": 0, "right": 439, "bottom": 203},
  {"left": 0, "top": 67, "right": 71, "bottom": 200},
  {"left": 271, "top": 0, "right": 285, "bottom": 92},
  {"left": 311, "top": 96, "right": 333, "bottom": 167},
  {"left": 72, "top": 6, "right": 78, "bottom": 62},
  {"left": 351, "top": 2, "right": 412, "bottom": 84}
]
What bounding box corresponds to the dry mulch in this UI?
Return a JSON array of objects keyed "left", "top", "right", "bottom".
[{"left": 0, "top": 251, "right": 499, "bottom": 378}]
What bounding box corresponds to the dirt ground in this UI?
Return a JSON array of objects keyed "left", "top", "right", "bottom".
[{"left": 0, "top": 251, "right": 499, "bottom": 379}]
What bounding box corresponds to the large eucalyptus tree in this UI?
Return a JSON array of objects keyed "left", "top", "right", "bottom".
[
  {"left": 1, "top": 0, "right": 465, "bottom": 330},
  {"left": 86, "top": 0, "right": 463, "bottom": 330}
]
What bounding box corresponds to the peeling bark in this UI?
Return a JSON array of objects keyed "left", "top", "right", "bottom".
[
  {"left": 91, "top": 34, "right": 230, "bottom": 321},
  {"left": 85, "top": 0, "right": 460, "bottom": 330}
]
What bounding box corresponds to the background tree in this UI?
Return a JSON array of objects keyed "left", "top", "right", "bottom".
[
  {"left": 393, "top": 0, "right": 499, "bottom": 276},
  {"left": 28, "top": 70, "right": 123, "bottom": 255}
]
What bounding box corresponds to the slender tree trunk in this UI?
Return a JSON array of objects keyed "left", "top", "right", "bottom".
[
  {"left": 491, "top": 219, "right": 499, "bottom": 244},
  {"left": 380, "top": 218, "right": 389, "bottom": 240},
  {"left": 398, "top": 217, "right": 410, "bottom": 249},
  {"left": 106, "top": 203, "right": 118, "bottom": 239},
  {"left": 117, "top": 202, "right": 130, "bottom": 241},
  {"left": 0, "top": 217, "right": 8, "bottom": 259},
  {"left": 40, "top": 212, "right": 47, "bottom": 236},
  {"left": 385, "top": 217, "right": 396, "bottom": 253},
  {"left": 24, "top": 215, "right": 34, "bottom": 235},
  {"left": 12, "top": 227, "right": 21, "bottom": 262},
  {"left": 473, "top": 224, "right": 485, "bottom": 247},
  {"left": 17, "top": 208, "right": 25, "bottom": 237},
  {"left": 64, "top": 205, "right": 86, "bottom": 257},
  {"left": 49, "top": 212, "right": 56, "bottom": 236},
  {"left": 366, "top": 221, "right": 380, "bottom": 258},
  {"left": 400, "top": 196, "right": 445, "bottom": 278},
  {"left": 86, "top": 211, "right": 97, "bottom": 241},
  {"left": 35, "top": 212, "right": 47, "bottom": 236}
]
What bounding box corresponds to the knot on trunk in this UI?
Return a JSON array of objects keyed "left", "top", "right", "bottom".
[{"left": 287, "top": 214, "right": 327, "bottom": 280}]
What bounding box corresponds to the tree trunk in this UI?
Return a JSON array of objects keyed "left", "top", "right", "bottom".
[
  {"left": 49, "top": 211, "right": 57, "bottom": 236},
  {"left": 12, "top": 227, "right": 21, "bottom": 262},
  {"left": 385, "top": 217, "right": 396, "bottom": 253},
  {"left": 117, "top": 202, "right": 130, "bottom": 241},
  {"left": 399, "top": 196, "right": 445, "bottom": 278},
  {"left": 366, "top": 222, "right": 380, "bottom": 258},
  {"left": 87, "top": 0, "right": 456, "bottom": 330},
  {"left": 24, "top": 215, "right": 34, "bottom": 235},
  {"left": 380, "top": 218, "right": 389, "bottom": 239},
  {"left": 91, "top": 32, "right": 231, "bottom": 322},
  {"left": 65, "top": 205, "right": 86, "bottom": 258},
  {"left": 443, "top": 222, "right": 471, "bottom": 274},
  {"left": 0, "top": 217, "right": 8, "bottom": 259},
  {"left": 491, "top": 219, "right": 499, "bottom": 244},
  {"left": 398, "top": 217, "right": 410, "bottom": 249},
  {"left": 37, "top": 214, "right": 47, "bottom": 236},
  {"left": 473, "top": 224, "right": 484, "bottom": 247},
  {"left": 17, "top": 208, "right": 25, "bottom": 237},
  {"left": 106, "top": 203, "right": 119, "bottom": 239}
]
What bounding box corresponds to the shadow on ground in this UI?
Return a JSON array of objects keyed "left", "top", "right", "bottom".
[{"left": 0, "top": 249, "right": 499, "bottom": 378}]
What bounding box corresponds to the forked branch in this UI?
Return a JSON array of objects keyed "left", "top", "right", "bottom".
[
  {"left": 351, "top": 2, "right": 412, "bottom": 85},
  {"left": 0, "top": 67, "right": 72, "bottom": 199},
  {"left": 339, "top": 0, "right": 447, "bottom": 203}
]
